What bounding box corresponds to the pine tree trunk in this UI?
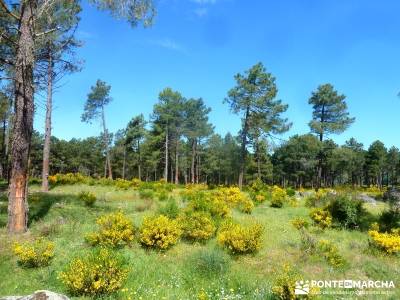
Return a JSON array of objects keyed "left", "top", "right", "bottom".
[
  {"left": 8, "top": 2, "right": 36, "bottom": 234},
  {"left": 164, "top": 126, "right": 168, "bottom": 181},
  {"left": 191, "top": 139, "right": 196, "bottom": 184},
  {"left": 122, "top": 146, "right": 126, "bottom": 179},
  {"left": 256, "top": 140, "right": 261, "bottom": 179},
  {"left": 238, "top": 106, "right": 250, "bottom": 189},
  {"left": 1, "top": 119, "right": 6, "bottom": 178},
  {"left": 41, "top": 53, "right": 53, "bottom": 192},
  {"left": 137, "top": 140, "right": 141, "bottom": 180},
  {"left": 175, "top": 139, "right": 179, "bottom": 184},
  {"left": 101, "top": 106, "right": 112, "bottom": 179}
]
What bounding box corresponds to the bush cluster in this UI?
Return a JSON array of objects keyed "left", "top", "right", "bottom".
[
  {"left": 13, "top": 238, "right": 55, "bottom": 268},
  {"left": 291, "top": 217, "right": 309, "bottom": 230},
  {"left": 60, "top": 248, "right": 128, "bottom": 296},
  {"left": 217, "top": 220, "right": 263, "bottom": 254},
  {"left": 326, "top": 195, "right": 365, "bottom": 228},
  {"left": 178, "top": 211, "right": 216, "bottom": 242},
  {"left": 309, "top": 208, "right": 332, "bottom": 229},
  {"left": 139, "top": 215, "right": 182, "bottom": 250},
  {"left": 317, "top": 239, "right": 346, "bottom": 267},
  {"left": 188, "top": 193, "right": 230, "bottom": 218},
  {"left": 270, "top": 186, "right": 287, "bottom": 208},
  {"left": 185, "top": 248, "right": 230, "bottom": 277},
  {"left": 86, "top": 211, "right": 134, "bottom": 248},
  {"left": 368, "top": 229, "right": 400, "bottom": 254},
  {"left": 78, "top": 191, "right": 96, "bottom": 207}
]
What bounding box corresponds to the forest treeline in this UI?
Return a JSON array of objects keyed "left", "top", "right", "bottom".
[{"left": 23, "top": 128, "right": 399, "bottom": 189}]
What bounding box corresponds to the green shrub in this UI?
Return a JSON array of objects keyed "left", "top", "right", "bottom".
[
  {"left": 185, "top": 248, "right": 230, "bottom": 277},
  {"left": 85, "top": 211, "right": 134, "bottom": 248},
  {"left": 378, "top": 207, "right": 400, "bottom": 232},
  {"left": 158, "top": 198, "right": 180, "bottom": 219},
  {"left": 157, "top": 190, "right": 169, "bottom": 201},
  {"left": 139, "top": 189, "right": 155, "bottom": 200},
  {"left": 217, "top": 220, "right": 263, "bottom": 254},
  {"left": 291, "top": 217, "right": 309, "bottom": 230},
  {"left": 139, "top": 215, "right": 182, "bottom": 250},
  {"left": 78, "top": 191, "right": 96, "bottom": 207},
  {"left": 179, "top": 211, "right": 216, "bottom": 242},
  {"left": 286, "top": 187, "right": 296, "bottom": 197},
  {"left": 326, "top": 195, "right": 366, "bottom": 228},
  {"left": 134, "top": 199, "right": 153, "bottom": 212},
  {"left": 317, "top": 239, "right": 346, "bottom": 267},
  {"left": 60, "top": 248, "right": 128, "bottom": 296},
  {"left": 13, "top": 238, "right": 54, "bottom": 268}
]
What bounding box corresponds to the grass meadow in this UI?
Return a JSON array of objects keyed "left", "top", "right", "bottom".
[{"left": 0, "top": 183, "right": 398, "bottom": 299}]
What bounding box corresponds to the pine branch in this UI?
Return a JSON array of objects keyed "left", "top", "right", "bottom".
[{"left": 0, "top": 0, "right": 20, "bottom": 20}]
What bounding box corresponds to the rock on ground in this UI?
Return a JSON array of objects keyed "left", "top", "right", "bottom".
[{"left": 0, "top": 291, "right": 69, "bottom": 300}]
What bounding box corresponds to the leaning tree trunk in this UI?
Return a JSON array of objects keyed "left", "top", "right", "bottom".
[
  {"left": 101, "top": 106, "right": 112, "bottom": 179},
  {"left": 41, "top": 53, "right": 53, "bottom": 192},
  {"left": 8, "top": 2, "right": 35, "bottom": 233}
]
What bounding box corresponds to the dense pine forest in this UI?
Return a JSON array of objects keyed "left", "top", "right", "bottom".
[{"left": 1, "top": 81, "right": 397, "bottom": 189}]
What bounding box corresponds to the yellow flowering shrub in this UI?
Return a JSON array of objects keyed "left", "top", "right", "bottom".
[
  {"left": 272, "top": 264, "right": 318, "bottom": 299},
  {"left": 365, "top": 185, "right": 386, "bottom": 199},
  {"left": 368, "top": 229, "right": 400, "bottom": 254},
  {"left": 178, "top": 211, "right": 216, "bottom": 241},
  {"left": 291, "top": 217, "right": 309, "bottom": 230},
  {"left": 50, "top": 173, "right": 91, "bottom": 185},
  {"left": 270, "top": 186, "right": 287, "bottom": 208},
  {"left": 139, "top": 215, "right": 182, "bottom": 250},
  {"left": 131, "top": 178, "right": 142, "bottom": 188},
  {"left": 217, "top": 220, "right": 263, "bottom": 254},
  {"left": 238, "top": 196, "right": 254, "bottom": 214},
  {"left": 271, "top": 264, "right": 300, "bottom": 300},
  {"left": 309, "top": 208, "right": 332, "bottom": 229},
  {"left": 317, "top": 239, "right": 346, "bottom": 267},
  {"left": 114, "top": 178, "right": 133, "bottom": 190},
  {"left": 188, "top": 193, "right": 230, "bottom": 218},
  {"left": 254, "top": 193, "right": 266, "bottom": 203},
  {"left": 59, "top": 248, "right": 128, "bottom": 296},
  {"left": 78, "top": 191, "right": 96, "bottom": 207},
  {"left": 85, "top": 211, "right": 134, "bottom": 248},
  {"left": 13, "top": 238, "right": 54, "bottom": 268}
]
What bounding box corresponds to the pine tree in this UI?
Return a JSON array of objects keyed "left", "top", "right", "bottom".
[{"left": 225, "top": 62, "right": 291, "bottom": 188}]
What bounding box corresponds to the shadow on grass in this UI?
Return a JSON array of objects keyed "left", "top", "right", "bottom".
[{"left": 28, "top": 193, "right": 79, "bottom": 226}]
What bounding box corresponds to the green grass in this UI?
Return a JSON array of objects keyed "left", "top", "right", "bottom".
[{"left": 0, "top": 184, "right": 398, "bottom": 299}]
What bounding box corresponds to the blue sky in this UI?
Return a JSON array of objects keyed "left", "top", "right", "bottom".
[{"left": 34, "top": 0, "right": 400, "bottom": 149}]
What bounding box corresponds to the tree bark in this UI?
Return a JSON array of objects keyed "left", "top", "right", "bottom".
[
  {"left": 175, "top": 139, "right": 179, "bottom": 184},
  {"left": 137, "top": 140, "right": 141, "bottom": 180},
  {"left": 164, "top": 125, "right": 168, "bottom": 181},
  {"left": 191, "top": 139, "right": 196, "bottom": 184},
  {"left": 101, "top": 106, "right": 112, "bottom": 179},
  {"left": 8, "top": 2, "right": 36, "bottom": 234},
  {"left": 122, "top": 146, "right": 126, "bottom": 179},
  {"left": 41, "top": 52, "right": 53, "bottom": 192},
  {"left": 238, "top": 106, "right": 250, "bottom": 189}
]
